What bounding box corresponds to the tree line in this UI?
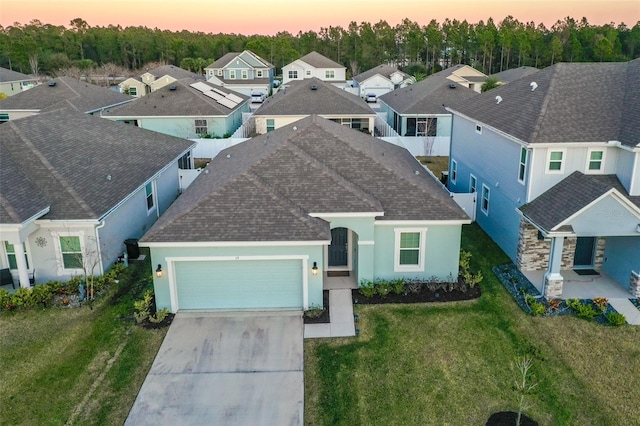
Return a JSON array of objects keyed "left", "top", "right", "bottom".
[{"left": 1, "top": 16, "right": 639, "bottom": 79}]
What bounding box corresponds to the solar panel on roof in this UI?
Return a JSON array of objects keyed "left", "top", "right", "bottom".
[
  {"left": 203, "top": 90, "right": 224, "bottom": 100},
  {"left": 217, "top": 97, "right": 238, "bottom": 109},
  {"left": 190, "top": 82, "right": 213, "bottom": 92},
  {"left": 212, "top": 87, "right": 228, "bottom": 96},
  {"left": 225, "top": 93, "right": 244, "bottom": 103}
]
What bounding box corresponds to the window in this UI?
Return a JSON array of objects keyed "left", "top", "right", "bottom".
[
  {"left": 329, "top": 118, "right": 363, "bottom": 130},
  {"left": 128, "top": 87, "right": 137, "bottom": 96},
  {"left": 266, "top": 119, "right": 275, "bottom": 132},
  {"left": 59, "top": 236, "right": 83, "bottom": 269},
  {"left": 241, "top": 69, "right": 248, "bottom": 79},
  {"left": 587, "top": 149, "right": 604, "bottom": 172},
  {"left": 325, "top": 70, "right": 335, "bottom": 79},
  {"left": 145, "top": 182, "right": 155, "bottom": 211},
  {"left": 217, "top": 69, "right": 223, "bottom": 76},
  {"left": 518, "top": 147, "right": 528, "bottom": 183},
  {"left": 394, "top": 229, "right": 426, "bottom": 272},
  {"left": 451, "top": 160, "right": 457, "bottom": 183},
  {"left": 229, "top": 70, "right": 236, "bottom": 79},
  {"left": 0, "top": 113, "right": 9, "bottom": 123},
  {"left": 306, "top": 70, "right": 311, "bottom": 76},
  {"left": 256, "top": 70, "right": 263, "bottom": 78},
  {"left": 195, "top": 119, "right": 208, "bottom": 135},
  {"left": 178, "top": 152, "right": 191, "bottom": 169},
  {"left": 481, "top": 185, "right": 490, "bottom": 214},
  {"left": 288, "top": 70, "right": 298, "bottom": 79},
  {"left": 4, "top": 242, "right": 29, "bottom": 270},
  {"left": 470, "top": 174, "right": 477, "bottom": 193},
  {"left": 475, "top": 124, "right": 482, "bottom": 134},
  {"left": 547, "top": 150, "right": 565, "bottom": 173}
]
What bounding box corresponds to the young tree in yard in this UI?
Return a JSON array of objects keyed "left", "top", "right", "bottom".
[
  {"left": 59, "top": 234, "right": 105, "bottom": 301},
  {"left": 513, "top": 355, "right": 538, "bottom": 426}
]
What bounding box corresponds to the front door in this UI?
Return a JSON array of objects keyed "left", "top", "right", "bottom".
[
  {"left": 328, "top": 228, "right": 348, "bottom": 268},
  {"left": 574, "top": 237, "right": 596, "bottom": 268}
]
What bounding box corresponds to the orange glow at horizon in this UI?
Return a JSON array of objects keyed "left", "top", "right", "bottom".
[{"left": 1, "top": 0, "right": 638, "bottom": 35}]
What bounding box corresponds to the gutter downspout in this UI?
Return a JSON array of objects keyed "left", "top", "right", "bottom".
[{"left": 94, "top": 219, "right": 106, "bottom": 275}]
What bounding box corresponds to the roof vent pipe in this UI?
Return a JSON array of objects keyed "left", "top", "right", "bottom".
[
  {"left": 495, "top": 95, "right": 502, "bottom": 104},
  {"left": 310, "top": 84, "right": 318, "bottom": 90},
  {"left": 530, "top": 82, "right": 538, "bottom": 91}
]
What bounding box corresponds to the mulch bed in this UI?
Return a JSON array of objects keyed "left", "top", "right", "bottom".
[
  {"left": 304, "top": 290, "right": 330, "bottom": 324},
  {"left": 486, "top": 411, "right": 539, "bottom": 426},
  {"left": 352, "top": 285, "right": 481, "bottom": 304}
]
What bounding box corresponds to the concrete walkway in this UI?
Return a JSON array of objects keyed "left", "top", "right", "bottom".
[
  {"left": 304, "top": 273, "right": 357, "bottom": 338},
  {"left": 609, "top": 298, "right": 640, "bottom": 325},
  {"left": 126, "top": 311, "right": 304, "bottom": 425}
]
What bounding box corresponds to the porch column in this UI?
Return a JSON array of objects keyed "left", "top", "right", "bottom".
[
  {"left": 630, "top": 271, "right": 640, "bottom": 298},
  {"left": 543, "top": 236, "right": 564, "bottom": 299},
  {"left": 13, "top": 242, "right": 31, "bottom": 288}
]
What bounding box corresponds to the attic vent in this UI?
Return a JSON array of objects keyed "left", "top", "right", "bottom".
[
  {"left": 449, "top": 83, "right": 456, "bottom": 89},
  {"left": 169, "top": 85, "right": 177, "bottom": 90},
  {"left": 48, "top": 81, "right": 57, "bottom": 87},
  {"left": 530, "top": 81, "right": 538, "bottom": 91},
  {"left": 495, "top": 95, "right": 502, "bottom": 104},
  {"left": 310, "top": 84, "right": 318, "bottom": 90}
]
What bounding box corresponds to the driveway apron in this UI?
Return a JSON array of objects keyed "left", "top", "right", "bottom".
[{"left": 125, "top": 311, "right": 304, "bottom": 425}]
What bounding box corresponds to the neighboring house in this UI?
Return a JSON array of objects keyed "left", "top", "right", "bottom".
[
  {"left": 102, "top": 79, "right": 250, "bottom": 139},
  {"left": 378, "top": 67, "right": 479, "bottom": 156},
  {"left": 119, "top": 65, "right": 203, "bottom": 98},
  {"left": 0, "top": 67, "right": 39, "bottom": 98},
  {"left": 140, "top": 116, "right": 471, "bottom": 312},
  {"left": 447, "top": 60, "right": 640, "bottom": 298},
  {"left": 491, "top": 66, "right": 540, "bottom": 85},
  {"left": 204, "top": 50, "right": 274, "bottom": 96},
  {"left": 351, "top": 64, "right": 415, "bottom": 98},
  {"left": 444, "top": 64, "right": 488, "bottom": 93},
  {"left": 252, "top": 78, "right": 376, "bottom": 135},
  {"left": 0, "top": 108, "right": 195, "bottom": 287},
  {"left": 282, "top": 51, "right": 346, "bottom": 87},
  {"left": 0, "top": 76, "right": 133, "bottom": 122}
]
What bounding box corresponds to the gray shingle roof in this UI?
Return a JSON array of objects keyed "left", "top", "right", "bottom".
[
  {"left": 0, "top": 152, "right": 49, "bottom": 224},
  {"left": 379, "top": 72, "right": 478, "bottom": 114},
  {"left": 519, "top": 171, "right": 640, "bottom": 232},
  {"left": 102, "top": 78, "right": 248, "bottom": 117},
  {"left": 206, "top": 52, "right": 241, "bottom": 69},
  {"left": 254, "top": 78, "right": 374, "bottom": 116},
  {"left": 450, "top": 60, "right": 640, "bottom": 146},
  {"left": 145, "top": 65, "right": 203, "bottom": 80},
  {"left": 0, "top": 76, "right": 133, "bottom": 113},
  {"left": 0, "top": 67, "right": 35, "bottom": 83},
  {"left": 491, "top": 66, "right": 540, "bottom": 83},
  {"left": 352, "top": 64, "right": 409, "bottom": 83},
  {"left": 296, "top": 51, "right": 344, "bottom": 69},
  {"left": 141, "top": 116, "right": 468, "bottom": 243},
  {"left": 0, "top": 107, "right": 195, "bottom": 223}
]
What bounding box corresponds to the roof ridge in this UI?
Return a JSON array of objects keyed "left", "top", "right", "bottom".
[
  {"left": 284, "top": 139, "right": 383, "bottom": 211},
  {"left": 529, "top": 64, "right": 560, "bottom": 143},
  {"left": 244, "top": 171, "right": 330, "bottom": 237},
  {"left": 0, "top": 194, "right": 21, "bottom": 223},
  {"left": 8, "top": 121, "right": 95, "bottom": 217},
  {"left": 58, "top": 77, "right": 81, "bottom": 98}
]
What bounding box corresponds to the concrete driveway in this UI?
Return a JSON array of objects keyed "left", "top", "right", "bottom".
[{"left": 125, "top": 311, "right": 304, "bottom": 426}]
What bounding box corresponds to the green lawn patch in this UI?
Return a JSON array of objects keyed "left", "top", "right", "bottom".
[
  {"left": 304, "top": 224, "right": 640, "bottom": 425},
  {"left": 0, "top": 260, "right": 168, "bottom": 425}
]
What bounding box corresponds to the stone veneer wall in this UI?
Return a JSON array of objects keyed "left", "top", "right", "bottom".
[
  {"left": 594, "top": 237, "right": 606, "bottom": 271},
  {"left": 630, "top": 271, "right": 640, "bottom": 298},
  {"left": 516, "top": 218, "right": 576, "bottom": 271}
]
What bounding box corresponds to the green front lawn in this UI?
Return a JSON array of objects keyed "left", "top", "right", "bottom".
[
  {"left": 305, "top": 224, "right": 640, "bottom": 425},
  {"left": 0, "top": 262, "right": 168, "bottom": 425}
]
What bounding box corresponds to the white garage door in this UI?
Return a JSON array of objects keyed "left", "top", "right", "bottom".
[{"left": 174, "top": 259, "right": 303, "bottom": 310}]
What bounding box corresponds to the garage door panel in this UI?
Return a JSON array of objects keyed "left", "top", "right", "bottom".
[{"left": 174, "top": 260, "right": 302, "bottom": 310}]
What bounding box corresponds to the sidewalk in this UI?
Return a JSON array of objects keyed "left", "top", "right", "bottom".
[
  {"left": 608, "top": 298, "right": 640, "bottom": 325},
  {"left": 304, "top": 289, "right": 356, "bottom": 338}
]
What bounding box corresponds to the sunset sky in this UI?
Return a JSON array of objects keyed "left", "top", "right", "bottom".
[{"left": 1, "top": 0, "right": 638, "bottom": 35}]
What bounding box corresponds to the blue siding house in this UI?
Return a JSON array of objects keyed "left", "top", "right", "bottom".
[{"left": 447, "top": 59, "right": 640, "bottom": 299}]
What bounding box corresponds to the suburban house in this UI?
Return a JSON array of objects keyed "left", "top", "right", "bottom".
[
  {"left": 102, "top": 79, "right": 250, "bottom": 139},
  {"left": 0, "top": 76, "right": 133, "bottom": 122},
  {"left": 282, "top": 51, "right": 346, "bottom": 87},
  {"left": 350, "top": 64, "right": 415, "bottom": 98},
  {"left": 118, "top": 65, "right": 203, "bottom": 98},
  {"left": 0, "top": 108, "right": 195, "bottom": 287},
  {"left": 0, "top": 67, "right": 39, "bottom": 98},
  {"left": 140, "top": 116, "right": 471, "bottom": 312},
  {"left": 443, "top": 64, "right": 488, "bottom": 93},
  {"left": 251, "top": 77, "right": 376, "bottom": 135},
  {"left": 447, "top": 60, "right": 640, "bottom": 298},
  {"left": 377, "top": 67, "right": 479, "bottom": 156},
  {"left": 491, "top": 66, "right": 540, "bottom": 85},
  {"left": 204, "top": 50, "right": 274, "bottom": 96}
]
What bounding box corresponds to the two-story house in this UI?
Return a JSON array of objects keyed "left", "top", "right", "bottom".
[
  {"left": 204, "top": 50, "right": 274, "bottom": 97},
  {"left": 119, "top": 65, "right": 204, "bottom": 98},
  {"left": 282, "top": 51, "right": 346, "bottom": 87},
  {"left": 447, "top": 60, "right": 640, "bottom": 298}
]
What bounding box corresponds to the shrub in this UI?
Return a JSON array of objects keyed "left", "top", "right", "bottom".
[
  {"left": 65, "top": 276, "right": 83, "bottom": 294},
  {"left": 391, "top": 279, "right": 405, "bottom": 295},
  {"left": 375, "top": 280, "right": 392, "bottom": 298},
  {"left": 605, "top": 311, "right": 626, "bottom": 326},
  {"left": 592, "top": 297, "right": 608, "bottom": 313},
  {"left": 459, "top": 250, "right": 483, "bottom": 287},
  {"left": 0, "top": 288, "right": 11, "bottom": 310},
  {"left": 406, "top": 279, "right": 422, "bottom": 294},
  {"left": 463, "top": 270, "right": 483, "bottom": 288},
  {"left": 133, "top": 291, "right": 152, "bottom": 324},
  {"left": 304, "top": 304, "right": 324, "bottom": 319},
  {"left": 546, "top": 299, "right": 562, "bottom": 312},
  {"left": 566, "top": 298, "right": 599, "bottom": 320},
  {"left": 31, "top": 285, "right": 54, "bottom": 307},
  {"left": 530, "top": 302, "right": 546, "bottom": 316},
  {"left": 149, "top": 308, "right": 170, "bottom": 323},
  {"left": 358, "top": 280, "right": 377, "bottom": 298},
  {"left": 45, "top": 280, "right": 64, "bottom": 294},
  {"left": 10, "top": 288, "right": 35, "bottom": 309}
]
